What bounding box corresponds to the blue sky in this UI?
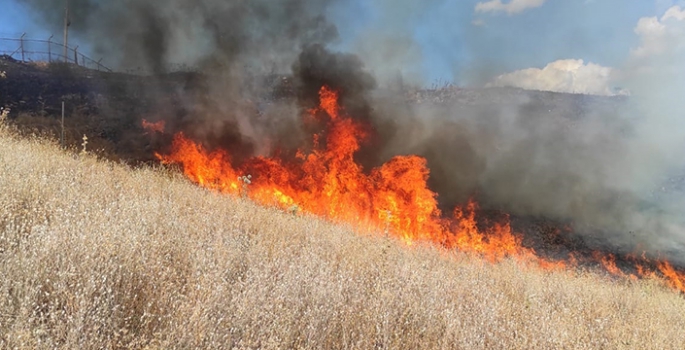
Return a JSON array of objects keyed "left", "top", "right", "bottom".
[
  {"left": 329, "top": 0, "right": 662, "bottom": 84},
  {"left": 0, "top": 0, "right": 682, "bottom": 86},
  {"left": 0, "top": 1, "right": 50, "bottom": 37}
]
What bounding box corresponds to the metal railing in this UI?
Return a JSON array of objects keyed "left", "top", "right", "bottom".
[{"left": 0, "top": 34, "right": 111, "bottom": 72}]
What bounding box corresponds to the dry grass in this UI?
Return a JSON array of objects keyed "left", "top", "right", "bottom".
[{"left": 0, "top": 124, "right": 684, "bottom": 349}]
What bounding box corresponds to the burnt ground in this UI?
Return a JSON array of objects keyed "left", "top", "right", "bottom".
[
  {"left": 1, "top": 55, "right": 680, "bottom": 275},
  {"left": 0, "top": 55, "right": 210, "bottom": 161}
]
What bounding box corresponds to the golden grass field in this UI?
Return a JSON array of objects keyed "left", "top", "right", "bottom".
[{"left": 1, "top": 120, "right": 685, "bottom": 349}]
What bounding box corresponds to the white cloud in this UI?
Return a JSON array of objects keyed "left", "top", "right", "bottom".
[
  {"left": 482, "top": 5, "right": 685, "bottom": 97},
  {"left": 662, "top": 5, "right": 685, "bottom": 21},
  {"left": 618, "top": 5, "right": 685, "bottom": 98},
  {"left": 475, "top": 0, "right": 547, "bottom": 15},
  {"left": 630, "top": 6, "right": 685, "bottom": 59},
  {"left": 487, "top": 59, "right": 624, "bottom": 96},
  {"left": 472, "top": 19, "right": 486, "bottom": 27}
]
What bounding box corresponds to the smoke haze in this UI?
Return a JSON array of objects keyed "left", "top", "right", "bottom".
[{"left": 18, "top": 0, "right": 685, "bottom": 260}]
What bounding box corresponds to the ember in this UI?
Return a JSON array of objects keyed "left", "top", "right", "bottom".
[{"left": 142, "top": 119, "right": 166, "bottom": 134}]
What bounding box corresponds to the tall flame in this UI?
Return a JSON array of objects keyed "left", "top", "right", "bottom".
[{"left": 152, "top": 86, "right": 685, "bottom": 293}]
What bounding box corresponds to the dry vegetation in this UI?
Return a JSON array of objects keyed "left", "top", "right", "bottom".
[{"left": 1, "top": 122, "right": 685, "bottom": 349}]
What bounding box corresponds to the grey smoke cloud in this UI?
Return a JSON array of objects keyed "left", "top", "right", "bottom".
[
  {"left": 18, "top": 0, "right": 349, "bottom": 156},
  {"left": 378, "top": 5, "right": 685, "bottom": 258},
  {"left": 19, "top": 0, "right": 340, "bottom": 73}
]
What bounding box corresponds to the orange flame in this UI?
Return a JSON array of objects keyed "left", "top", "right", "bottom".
[
  {"left": 657, "top": 261, "right": 685, "bottom": 293},
  {"left": 154, "top": 85, "right": 685, "bottom": 293},
  {"left": 156, "top": 86, "right": 531, "bottom": 262},
  {"left": 593, "top": 252, "right": 624, "bottom": 277},
  {"left": 142, "top": 119, "right": 166, "bottom": 133},
  {"left": 317, "top": 86, "right": 340, "bottom": 120}
]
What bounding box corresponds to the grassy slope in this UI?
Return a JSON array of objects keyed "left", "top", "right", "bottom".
[{"left": 1, "top": 124, "right": 684, "bottom": 349}]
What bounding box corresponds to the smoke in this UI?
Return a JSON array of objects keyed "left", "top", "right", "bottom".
[
  {"left": 345, "top": 0, "right": 440, "bottom": 87},
  {"left": 18, "top": 1, "right": 685, "bottom": 260},
  {"left": 293, "top": 44, "right": 376, "bottom": 118},
  {"left": 18, "top": 0, "right": 350, "bottom": 157},
  {"left": 365, "top": 5, "right": 685, "bottom": 259},
  {"left": 19, "top": 0, "right": 339, "bottom": 73}
]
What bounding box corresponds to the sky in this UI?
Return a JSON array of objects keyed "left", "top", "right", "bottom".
[
  {"left": 0, "top": 1, "right": 50, "bottom": 37},
  {"left": 1, "top": 0, "right": 685, "bottom": 94}
]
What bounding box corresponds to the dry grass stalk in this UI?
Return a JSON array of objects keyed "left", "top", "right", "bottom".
[{"left": 0, "top": 126, "right": 684, "bottom": 349}]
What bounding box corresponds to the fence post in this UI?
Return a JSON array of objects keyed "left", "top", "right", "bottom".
[
  {"left": 97, "top": 58, "right": 103, "bottom": 71},
  {"left": 63, "top": 0, "right": 69, "bottom": 62},
  {"left": 20, "top": 33, "right": 26, "bottom": 62},
  {"left": 61, "top": 101, "right": 65, "bottom": 149},
  {"left": 73, "top": 45, "right": 79, "bottom": 65},
  {"left": 47, "top": 35, "right": 54, "bottom": 62}
]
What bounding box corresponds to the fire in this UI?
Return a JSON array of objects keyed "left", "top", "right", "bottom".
[
  {"left": 142, "top": 119, "right": 166, "bottom": 133},
  {"left": 594, "top": 252, "right": 624, "bottom": 277},
  {"left": 153, "top": 85, "right": 685, "bottom": 293},
  {"left": 316, "top": 86, "right": 340, "bottom": 120},
  {"left": 155, "top": 86, "right": 529, "bottom": 261},
  {"left": 657, "top": 261, "right": 685, "bottom": 292},
  {"left": 588, "top": 250, "right": 685, "bottom": 293},
  {"left": 157, "top": 134, "right": 240, "bottom": 192}
]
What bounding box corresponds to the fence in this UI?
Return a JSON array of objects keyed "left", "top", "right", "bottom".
[{"left": 0, "top": 34, "right": 111, "bottom": 72}]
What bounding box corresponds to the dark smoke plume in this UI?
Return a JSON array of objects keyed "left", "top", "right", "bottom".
[
  {"left": 20, "top": 0, "right": 339, "bottom": 73},
  {"left": 293, "top": 44, "right": 376, "bottom": 118},
  {"left": 19, "top": 0, "right": 349, "bottom": 157}
]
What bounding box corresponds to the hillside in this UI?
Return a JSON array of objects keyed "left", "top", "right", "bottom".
[
  {"left": 0, "top": 55, "right": 626, "bottom": 164},
  {"left": 1, "top": 107, "right": 685, "bottom": 349}
]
